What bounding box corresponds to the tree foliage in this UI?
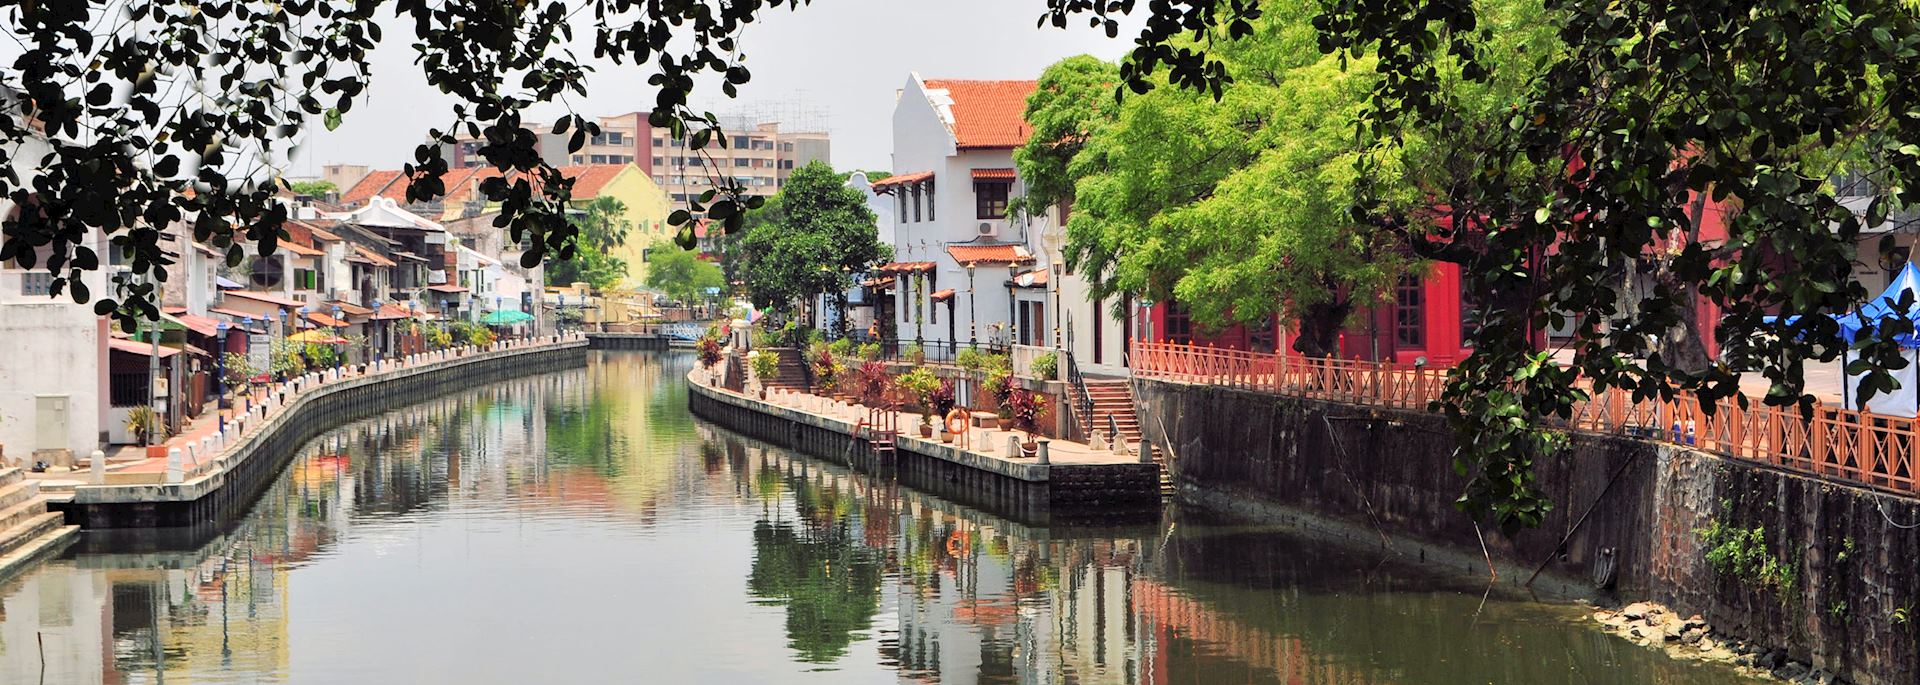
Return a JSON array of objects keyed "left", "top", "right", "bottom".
[
  {"left": 737, "top": 161, "right": 889, "bottom": 330},
  {"left": 288, "top": 180, "right": 338, "bottom": 197},
  {"left": 546, "top": 196, "right": 629, "bottom": 292},
  {"left": 645, "top": 237, "right": 725, "bottom": 304}
]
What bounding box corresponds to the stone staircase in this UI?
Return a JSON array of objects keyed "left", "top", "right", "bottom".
[
  {"left": 760, "top": 348, "right": 811, "bottom": 393},
  {"left": 0, "top": 467, "right": 79, "bottom": 579},
  {"left": 1084, "top": 379, "right": 1172, "bottom": 496}
]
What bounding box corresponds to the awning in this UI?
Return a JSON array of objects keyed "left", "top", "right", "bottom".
[
  {"left": 947, "top": 244, "right": 1033, "bottom": 265},
  {"left": 223, "top": 290, "right": 306, "bottom": 308},
  {"left": 394, "top": 251, "right": 431, "bottom": 263},
  {"left": 427, "top": 284, "right": 468, "bottom": 293},
  {"left": 278, "top": 241, "right": 324, "bottom": 257},
  {"left": 216, "top": 276, "right": 244, "bottom": 289},
  {"left": 930, "top": 288, "right": 956, "bottom": 303},
  {"left": 372, "top": 303, "right": 414, "bottom": 320},
  {"left": 874, "top": 261, "right": 937, "bottom": 274},
  {"left": 306, "top": 311, "right": 349, "bottom": 328},
  {"left": 108, "top": 338, "right": 181, "bottom": 358},
  {"left": 173, "top": 313, "right": 221, "bottom": 337},
  {"left": 970, "top": 167, "right": 1016, "bottom": 180},
  {"left": 210, "top": 306, "right": 262, "bottom": 321},
  {"left": 862, "top": 276, "right": 896, "bottom": 288},
  {"left": 330, "top": 301, "right": 373, "bottom": 317},
  {"left": 351, "top": 246, "right": 396, "bottom": 267},
  {"left": 869, "top": 171, "right": 933, "bottom": 194}
]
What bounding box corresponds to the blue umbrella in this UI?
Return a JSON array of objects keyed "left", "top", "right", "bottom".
[{"left": 479, "top": 309, "right": 533, "bottom": 325}]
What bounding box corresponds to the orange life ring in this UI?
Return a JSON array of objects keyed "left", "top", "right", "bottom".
[
  {"left": 946, "top": 529, "right": 972, "bottom": 557},
  {"left": 944, "top": 408, "right": 971, "bottom": 436}
]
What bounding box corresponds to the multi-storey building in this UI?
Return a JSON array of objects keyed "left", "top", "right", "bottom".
[{"left": 438, "top": 114, "right": 831, "bottom": 205}]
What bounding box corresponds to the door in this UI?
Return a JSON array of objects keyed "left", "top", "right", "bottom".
[{"left": 35, "top": 394, "right": 68, "bottom": 451}]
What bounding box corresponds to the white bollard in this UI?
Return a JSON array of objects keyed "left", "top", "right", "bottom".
[
  {"left": 1036, "top": 440, "right": 1051, "bottom": 465},
  {"left": 165, "top": 447, "right": 183, "bottom": 483},
  {"left": 89, "top": 449, "right": 105, "bottom": 484},
  {"left": 1007, "top": 435, "right": 1021, "bottom": 457},
  {"left": 200, "top": 437, "right": 213, "bottom": 461}
]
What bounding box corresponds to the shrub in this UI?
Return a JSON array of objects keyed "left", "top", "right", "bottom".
[
  {"left": 956, "top": 347, "right": 985, "bottom": 370},
  {"left": 1029, "top": 351, "right": 1058, "bottom": 380},
  {"left": 697, "top": 335, "right": 724, "bottom": 369},
  {"left": 984, "top": 367, "right": 1015, "bottom": 418},
  {"left": 748, "top": 350, "right": 779, "bottom": 383},
  {"left": 930, "top": 378, "right": 957, "bottom": 417},
  {"left": 425, "top": 325, "right": 452, "bottom": 349},
  {"left": 855, "top": 361, "right": 892, "bottom": 406},
  {"left": 903, "top": 342, "right": 925, "bottom": 363},
  {"left": 1008, "top": 388, "right": 1047, "bottom": 436},
  {"left": 895, "top": 367, "right": 941, "bottom": 424},
  {"left": 222, "top": 352, "right": 256, "bottom": 386},
  {"left": 828, "top": 337, "right": 853, "bottom": 359},
  {"left": 857, "top": 342, "right": 881, "bottom": 361},
  {"left": 752, "top": 325, "right": 781, "bottom": 349},
  {"left": 811, "top": 346, "right": 844, "bottom": 393}
]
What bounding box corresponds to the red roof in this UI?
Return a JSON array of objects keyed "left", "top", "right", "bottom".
[
  {"left": 971, "top": 168, "right": 1016, "bottom": 180},
  {"left": 946, "top": 244, "right": 1033, "bottom": 265},
  {"left": 427, "top": 284, "right": 468, "bottom": 293},
  {"left": 875, "top": 261, "right": 937, "bottom": 273},
  {"left": 173, "top": 313, "right": 221, "bottom": 337},
  {"left": 1012, "top": 269, "right": 1048, "bottom": 288},
  {"left": 330, "top": 301, "right": 372, "bottom": 316},
  {"left": 277, "top": 241, "right": 323, "bottom": 257},
  {"left": 372, "top": 303, "right": 414, "bottom": 320},
  {"left": 340, "top": 170, "right": 403, "bottom": 204},
  {"left": 108, "top": 338, "right": 181, "bottom": 358},
  {"left": 305, "top": 311, "right": 348, "bottom": 328},
  {"left": 923, "top": 79, "right": 1037, "bottom": 149},
  {"left": 871, "top": 171, "right": 934, "bottom": 193},
  {"left": 930, "top": 288, "right": 955, "bottom": 302}
]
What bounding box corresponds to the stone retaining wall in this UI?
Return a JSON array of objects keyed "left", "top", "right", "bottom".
[
  {"left": 58, "top": 341, "right": 589, "bottom": 529},
  {"left": 1136, "top": 378, "right": 1920, "bottom": 684},
  {"left": 687, "top": 380, "right": 1159, "bottom": 527}
]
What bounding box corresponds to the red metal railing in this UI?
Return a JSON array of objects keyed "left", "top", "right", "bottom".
[{"left": 1131, "top": 340, "right": 1919, "bottom": 497}]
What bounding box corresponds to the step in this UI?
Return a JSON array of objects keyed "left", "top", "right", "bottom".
[
  {"left": 0, "top": 509, "right": 64, "bottom": 559},
  {"left": 0, "top": 496, "right": 49, "bottom": 535},
  {"left": 0, "top": 518, "right": 79, "bottom": 584},
  {"left": 0, "top": 467, "right": 20, "bottom": 488},
  {"left": 0, "top": 480, "right": 37, "bottom": 513}
]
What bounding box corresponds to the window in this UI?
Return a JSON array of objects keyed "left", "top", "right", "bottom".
[
  {"left": 652, "top": 137, "right": 664, "bottom": 146},
  {"left": 898, "top": 193, "right": 908, "bottom": 224},
  {"left": 733, "top": 135, "right": 750, "bottom": 148},
  {"left": 653, "top": 175, "right": 665, "bottom": 184},
  {"left": 1461, "top": 279, "right": 1481, "bottom": 347},
  {"left": 1395, "top": 274, "right": 1425, "bottom": 348},
  {"left": 974, "top": 181, "right": 1009, "bottom": 219},
  {"left": 607, "top": 132, "right": 624, "bottom": 145},
  {"left": 735, "top": 158, "right": 750, "bottom": 167},
  {"left": 781, "top": 159, "right": 793, "bottom": 169},
  {"left": 590, "top": 154, "right": 608, "bottom": 164},
  {"left": 19, "top": 271, "right": 52, "bottom": 296},
  {"left": 926, "top": 183, "right": 935, "bottom": 221},
  {"left": 1249, "top": 315, "right": 1278, "bottom": 352},
  {"left": 1164, "top": 302, "right": 1192, "bottom": 345},
  {"left": 652, "top": 157, "right": 665, "bottom": 167},
  {"left": 911, "top": 186, "right": 922, "bottom": 222}
]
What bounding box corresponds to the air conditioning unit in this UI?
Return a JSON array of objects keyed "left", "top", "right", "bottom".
[{"left": 976, "top": 221, "right": 1000, "bottom": 238}]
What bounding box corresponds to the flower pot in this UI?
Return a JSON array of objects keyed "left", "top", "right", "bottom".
[
  {"left": 1020, "top": 441, "right": 1038, "bottom": 457},
  {"left": 997, "top": 417, "right": 1014, "bottom": 431},
  {"left": 919, "top": 424, "right": 934, "bottom": 439},
  {"left": 939, "top": 430, "right": 953, "bottom": 443},
  {"left": 146, "top": 445, "right": 169, "bottom": 459},
  {"left": 759, "top": 389, "right": 768, "bottom": 400}
]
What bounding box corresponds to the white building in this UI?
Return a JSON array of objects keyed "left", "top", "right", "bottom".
[
  {"left": 0, "top": 127, "right": 111, "bottom": 463},
  {"left": 870, "top": 74, "right": 1130, "bottom": 371}
]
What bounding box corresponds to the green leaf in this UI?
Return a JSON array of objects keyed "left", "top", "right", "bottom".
[{"left": 323, "top": 108, "right": 342, "bottom": 131}]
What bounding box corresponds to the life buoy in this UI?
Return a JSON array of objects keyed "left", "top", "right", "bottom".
[
  {"left": 944, "top": 408, "right": 971, "bottom": 436},
  {"left": 946, "top": 529, "right": 972, "bottom": 557}
]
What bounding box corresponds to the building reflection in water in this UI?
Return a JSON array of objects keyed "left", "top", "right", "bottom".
[{"left": 0, "top": 351, "right": 1754, "bottom": 684}]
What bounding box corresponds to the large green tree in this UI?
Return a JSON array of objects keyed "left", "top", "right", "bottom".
[
  {"left": 736, "top": 161, "right": 889, "bottom": 332},
  {"left": 545, "top": 196, "right": 629, "bottom": 292},
  {"left": 644, "top": 237, "right": 725, "bottom": 305}
]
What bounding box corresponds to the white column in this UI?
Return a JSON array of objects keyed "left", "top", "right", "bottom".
[{"left": 89, "top": 449, "right": 105, "bottom": 484}]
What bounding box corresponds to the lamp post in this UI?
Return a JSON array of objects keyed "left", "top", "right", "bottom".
[
  {"left": 371, "top": 299, "right": 383, "bottom": 361},
  {"left": 331, "top": 305, "right": 345, "bottom": 368},
  {"left": 1042, "top": 229, "right": 1065, "bottom": 349},
  {"left": 216, "top": 322, "right": 231, "bottom": 409},
  {"left": 967, "top": 261, "right": 978, "bottom": 347}
]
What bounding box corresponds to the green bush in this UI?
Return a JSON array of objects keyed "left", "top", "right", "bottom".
[
  {"left": 956, "top": 347, "right": 985, "bottom": 370},
  {"left": 827, "top": 337, "right": 853, "bottom": 359},
  {"left": 1029, "top": 351, "right": 1058, "bottom": 380},
  {"left": 748, "top": 350, "right": 780, "bottom": 381},
  {"left": 857, "top": 342, "right": 881, "bottom": 361},
  {"left": 903, "top": 342, "right": 924, "bottom": 363}
]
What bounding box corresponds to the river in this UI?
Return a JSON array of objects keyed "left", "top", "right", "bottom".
[{"left": 0, "top": 351, "right": 1762, "bottom": 684}]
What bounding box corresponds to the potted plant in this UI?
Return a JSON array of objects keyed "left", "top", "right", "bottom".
[
  {"left": 930, "top": 378, "right": 957, "bottom": 442},
  {"left": 984, "top": 367, "right": 1015, "bottom": 430},
  {"left": 895, "top": 367, "right": 940, "bottom": 438},
  {"left": 748, "top": 350, "right": 779, "bottom": 398},
  {"left": 1008, "top": 388, "right": 1047, "bottom": 456},
  {"left": 810, "top": 344, "right": 844, "bottom": 396},
  {"left": 1029, "top": 351, "right": 1058, "bottom": 381},
  {"left": 855, "top": 361, "right": 892, "bottom": 407},
  {"left": 126, "top": 406, "right": 169, "bottom": 457},
  {"left": 904, "top": 342, "right": 926, "bottom": 365}
]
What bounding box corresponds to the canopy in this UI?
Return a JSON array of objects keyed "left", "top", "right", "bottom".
[
  {"left": 479, "top": 309, "right": 533, "bottom": 325},
  {"left": 286, "top": 329, "right": 350, "bottom": 344},
  {"left": 1836, "top": 262, "right": 1920, "bottom": 346}
]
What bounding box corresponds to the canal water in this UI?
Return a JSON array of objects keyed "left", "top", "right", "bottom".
[{"left": 0, "top": 352, "right": 1761, "bottom": 684}]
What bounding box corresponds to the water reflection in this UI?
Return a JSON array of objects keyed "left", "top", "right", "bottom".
[{"left": 0, "top": 352, "right": 1760, "bottom": 684}]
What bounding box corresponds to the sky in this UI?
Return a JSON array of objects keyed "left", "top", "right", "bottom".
[{"left": 292, "top": 0, "right": 1143, "bottom": 177}]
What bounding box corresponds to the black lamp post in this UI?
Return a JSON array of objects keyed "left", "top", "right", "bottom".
[
  {"left": 967, "top": 261, "right": 978, "bottom": 347},
  {"left": 215, "top": 322, "right": 230, "bottom": 409}
]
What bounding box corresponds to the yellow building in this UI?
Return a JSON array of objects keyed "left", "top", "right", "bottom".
[{"left": 341, "top": 163, "right": 672, "bottom": 288}]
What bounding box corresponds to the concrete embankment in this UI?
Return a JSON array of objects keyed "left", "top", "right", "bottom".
[
  {"left": 686, "top": 377, "right": 1161, "bottom": 526},
  {"left": 59, "top": 338, "right": 589, "bottom": 529},
  {"left": 1136, "top": 377, "right": 1920, "bottom": 685}
]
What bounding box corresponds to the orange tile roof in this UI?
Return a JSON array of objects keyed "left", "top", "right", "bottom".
[
  {"left": 554, "top": 164, "right": 627, "bottom": 196},
  {"left": 305, "top": 311, "right": 348, "bottom": 328},
  {"left": 971, "top": 167, "right": 1016, "bottom": 180},
  {"left": 277, "top": 240, "right": 324, "bottom": 257},
  {"left": 330, "top": 301, "right": 372, "bottom": 316},
  {"left": 340, "top": 170, "right": 402, "bottom": 204},
  {"left": 946, "top": 244, "right": 1033, "bottom": 265},
  {"left": 349, "top": 245, "right": 396, "bottom": 267},
  {"left": 1012, "top": 268, "right": 1049, "bottom": 288},
  {"left": 923, "top": 79, "right": 1037, "bottom": 149},
  {"left": 875, "top": 261, "right": 937, "bottom": 273},
  {"left": 871, "top": 171, "right": 933, "bottom": 193},
  {"left": 930, "top": 288, "right": 955, "bottom": 302},
  {"left": 223, "top": 290, "right": 306, "bottom": 308}
]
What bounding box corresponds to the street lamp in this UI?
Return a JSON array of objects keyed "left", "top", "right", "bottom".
[
  {"left": 331, "top": 305, "right": 345, "bottom": 368},
  {"left": 215, "top": 322, "right": 231, "bottom": 409},
  {"left": 1042, "top": 228, "right": 1065, "bottom": 349},
  {"left": 966, "top": 261, "right": 978, "bottom": 347}
]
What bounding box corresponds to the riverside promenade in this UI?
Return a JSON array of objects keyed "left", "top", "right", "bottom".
[
  {"left": 685, "top": 367, "right": 1161, "bottom": 524},
  {"left": 55, "top": 333, "right": 589, "bottom": 528}
]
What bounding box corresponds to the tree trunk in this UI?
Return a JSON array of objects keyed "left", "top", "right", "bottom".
[{"left": 1292, "top": 299, "right": 1352, "bottom": 358}]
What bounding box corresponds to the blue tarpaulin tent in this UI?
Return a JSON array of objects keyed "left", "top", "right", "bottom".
[{"left": 1777, "top": 262, "right": 1920, "bottom": 414}]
